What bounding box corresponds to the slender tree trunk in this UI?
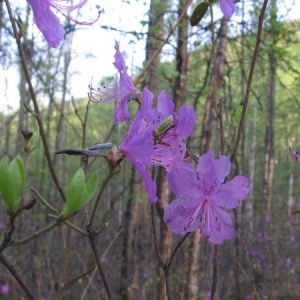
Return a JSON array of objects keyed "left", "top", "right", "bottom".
[
  {"left": 199, "top": 18, "right": 229, "bottom": 154},
  {"left": 263, "top": 0, "right": 277, "bottom": 219},
  {"left": 53, "top": 28, "right": 74, "bottom": 179},
  {"left": 173, "top": 0, "right": 188, "bottom": 110},
  {"left": 143, "top": 1, "right": 169, "bottom": 299},
  {"left": 16, "top": 4, "right": 31, "bottom": 154},
  {"left": 143, "top": 0, "right": 168, "bottom": 95},
  {"left": 248, "top": 97, "right": 257, "bottom": 232},
  {"left": 155, "top": 167, "right": 171, "bottom": 300},
  {"left": 287, "top": 167, "right": 294, "bottom": 216},
  {"left": 186, "top": 231, "right": 200, "bottom": 300},
  {"left": 119, "top": 166, "right": 138, "bottom": 300},
  {"left": 188, "top": 18, "right": 229, "bottom": 299}
]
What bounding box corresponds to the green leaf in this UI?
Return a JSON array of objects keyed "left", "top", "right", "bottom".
[
  {"left": 61, "top": 168, "right": 85, "bottom": 219},
  {"left": 234, "top": 106, "right": 244, "bottom": 125},
  {"left": 10, "top": 156, "right": 26, "bottom": 201},
  {"left": 82, "top": 172, "right": 98, "bottom": 208},
  {"left": 190, "top": 3, "right": 209, "bottom": 26},
  {"left": 0, "top": 156, "right": 25, "bottom": 214},
  {"left": 60, "top": 169, "right": 98, "bottom": 220}
]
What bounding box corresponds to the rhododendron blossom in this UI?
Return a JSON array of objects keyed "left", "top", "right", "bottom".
[
  {"left": 164, "top": 152, "right": 250, "bottom": 244},
  {"left": 219, "top": 0, "right": 236, "bottom": 19},
  {"left": 89, "top": 43, "right": 138, "bottom": 124},
  {"left": 152, "top": 90, "right": 197, "bottom": 171},
  {"left": 120, "top": 88, "right": 158, "bottom": 204},
  {"left": 27, "top": 0, "right": 99, "bottom": 48}
]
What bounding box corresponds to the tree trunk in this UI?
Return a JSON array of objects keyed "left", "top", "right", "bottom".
[
  {"left": 143, "top": 1, "right": 169, "bottom": 299},
  {"left": 263, "top": 0, "right": 277, "bottom": 220},
  {"left": 143, "top": 0, "right": 168, "bottom": 95},
  {"left": 173, "top": 0, "right": 188, "bottom": 111},
  {"left": 15, "top": 4, "right": 31, "bottom": 155},
  {"left": 199, "top": 18, "right": 229, "bottom": 154},
  {"left": 188, "top": 17, "right": 229, "bottom": 299},
  {"left": 119, "top": 166, "right": 138, "bottom": 300},
  {"left": 53, "top": 27, "right": 74, "bottom": 181}
]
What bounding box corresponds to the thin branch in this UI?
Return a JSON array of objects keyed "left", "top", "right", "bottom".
[
  {"left": 10, "top": 222, "right": 59, "bottom": 246},
  {"left": 0, "top": 253, "right": 37, "bottom": 300},
  {"left": 31, "top": 187, "right": 87, "bottom": 235},
  {"left": 87, "top": 168, "right": 116, "bottom": 229},
  {"left": 87, "top": 230, "right": 112, "bottom": 300},
  {"left": 230, "top": 0, "right": 270, "bottom": 163},
  {"left": 164, "top": 233, "right": 191, "bottom": 298},
  {"left": 133, "top": 0, "right": 193, "bottom": 86},
  {"left": 5, "top": 0, "right": 66, "bottom": 202}
]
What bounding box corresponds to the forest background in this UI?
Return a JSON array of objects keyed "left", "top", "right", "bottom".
[{"left": 1, "top": 0, "right": 300, "bottom": 299}]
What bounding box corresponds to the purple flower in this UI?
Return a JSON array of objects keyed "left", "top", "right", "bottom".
[
  {"left": 219, "top": 0, "right": 236, "bottom": 19},
  {"left": 120, "top": 88, "right": 158, "bottom": 203},
  {"left": 89, "top": 44, "right": 137, "bottom": 124},
  {"left": 1, "top": 284, "right": 9, "bottom": 295},
  {"left": 164, "top": 152, "right": 250, "bottom": 244},
  {"left": 152, "top": 90, "right": 197, "bottom": 171},
  {"left": 27, "top": 0, "right": 100, "bottom": 48},
  {"left": 289, "top": 147, "right": 300, "bottom": 164},
  {"left": 285, "top": 258, "right": 292, "bottom": 269},
  {"left": 264, "top": 215, "right": 272, "bottom": 223}
]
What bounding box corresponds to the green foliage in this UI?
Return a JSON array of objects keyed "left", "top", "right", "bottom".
[
  {"left": 190, "top": 3, "right": 209, "bottom": 26},
  {"left": 233, "top": 105, "right": 244, "bottom": 127},
  {"left": 0, "top": 156, "right": 26, "bottom": 215},
  {"left": 59, "top": 168, "right": 98, "bottom": 220}
]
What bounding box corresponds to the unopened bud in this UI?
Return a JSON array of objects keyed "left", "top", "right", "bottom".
[{"left": 156, "top": 115, "right": 174, "bottom": 136}]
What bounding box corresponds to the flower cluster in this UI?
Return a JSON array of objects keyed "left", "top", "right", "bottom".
[
  {"left": 92, "top": 44, "right": 250, "bottom": 245},
  {"left": 164, "top": 153, "right": 250, "bottom": 244},
  {"left": 27, "top": 0, "right": 100, "bottom": 48}
]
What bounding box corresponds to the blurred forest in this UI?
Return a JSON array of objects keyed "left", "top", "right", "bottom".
[{"left": 1, "top": 0, "right": 300, "bottom": 299}]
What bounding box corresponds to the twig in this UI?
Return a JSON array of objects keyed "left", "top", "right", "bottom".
[
  {"left": 230, "top": 0, "right": 270, "bottom": 163},
  {"left": 0, "top": 253, "right": 37, "bottom": 300},
  {"left": 87, "top": 229, "right": 112, "bottom": 300},
  {"left": 87, "top": 169, "right": 116, "bottom": 229},
  {"left": 10, "top": 222, "right": 59, "bottom": 246},
  {"left": 150, "top": 204, "right": 164, "bottom": 266},
  {"left": 5, "top": 0, "right": 66, "bottom": 202},
  {"left": 133, "top": 0, "right": 193, "bottom": 86},
  {"left": 164, "top": 233, "right": 191, "bottom": 298},
  {"left": 31, "top": 187, "right": 87, "bottom": 235}
]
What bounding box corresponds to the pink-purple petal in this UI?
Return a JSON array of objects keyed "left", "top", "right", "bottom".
[
  {"left": 197, "top": 152, "right": 231, "bottom": 183},
  {"left": 214, "top": 176, "right": 251, "bottom": 209},
  {"left": 177, "top": 105, "right": 198, "bottom": 139},
  {"left": 134, "top": 160, "right": 157, "bottom": 204},
  {"left": 203, "top": 206, "right": 234, "bottom": 244},
  {"left": 157, "top": 90, "right": 175, "bottom": 117},
  {"left": 164, "top": 198, "right": 200, "bottom": 234},
  {"left": 27, "top": 0, "right": 64, "bottom": 48},
  {"left": 219, "top": 0, "right": 236, "bottom": 20},
  {"left": 167, "top": 162, "right": 200, "bottom": 199}
]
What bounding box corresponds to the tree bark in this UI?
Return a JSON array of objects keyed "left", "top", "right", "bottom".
[
  {"left": 188, "top": 17, "right": 229, "bottom": 299},
  {"left": 263, "top": 0, "right": 277, "bottom": 220},
  {"left": 199, "top": 18, "right": 229, "bottom": 154},
  {"left": 173, "top": 0, "right": 189, "bottom": 111}
]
